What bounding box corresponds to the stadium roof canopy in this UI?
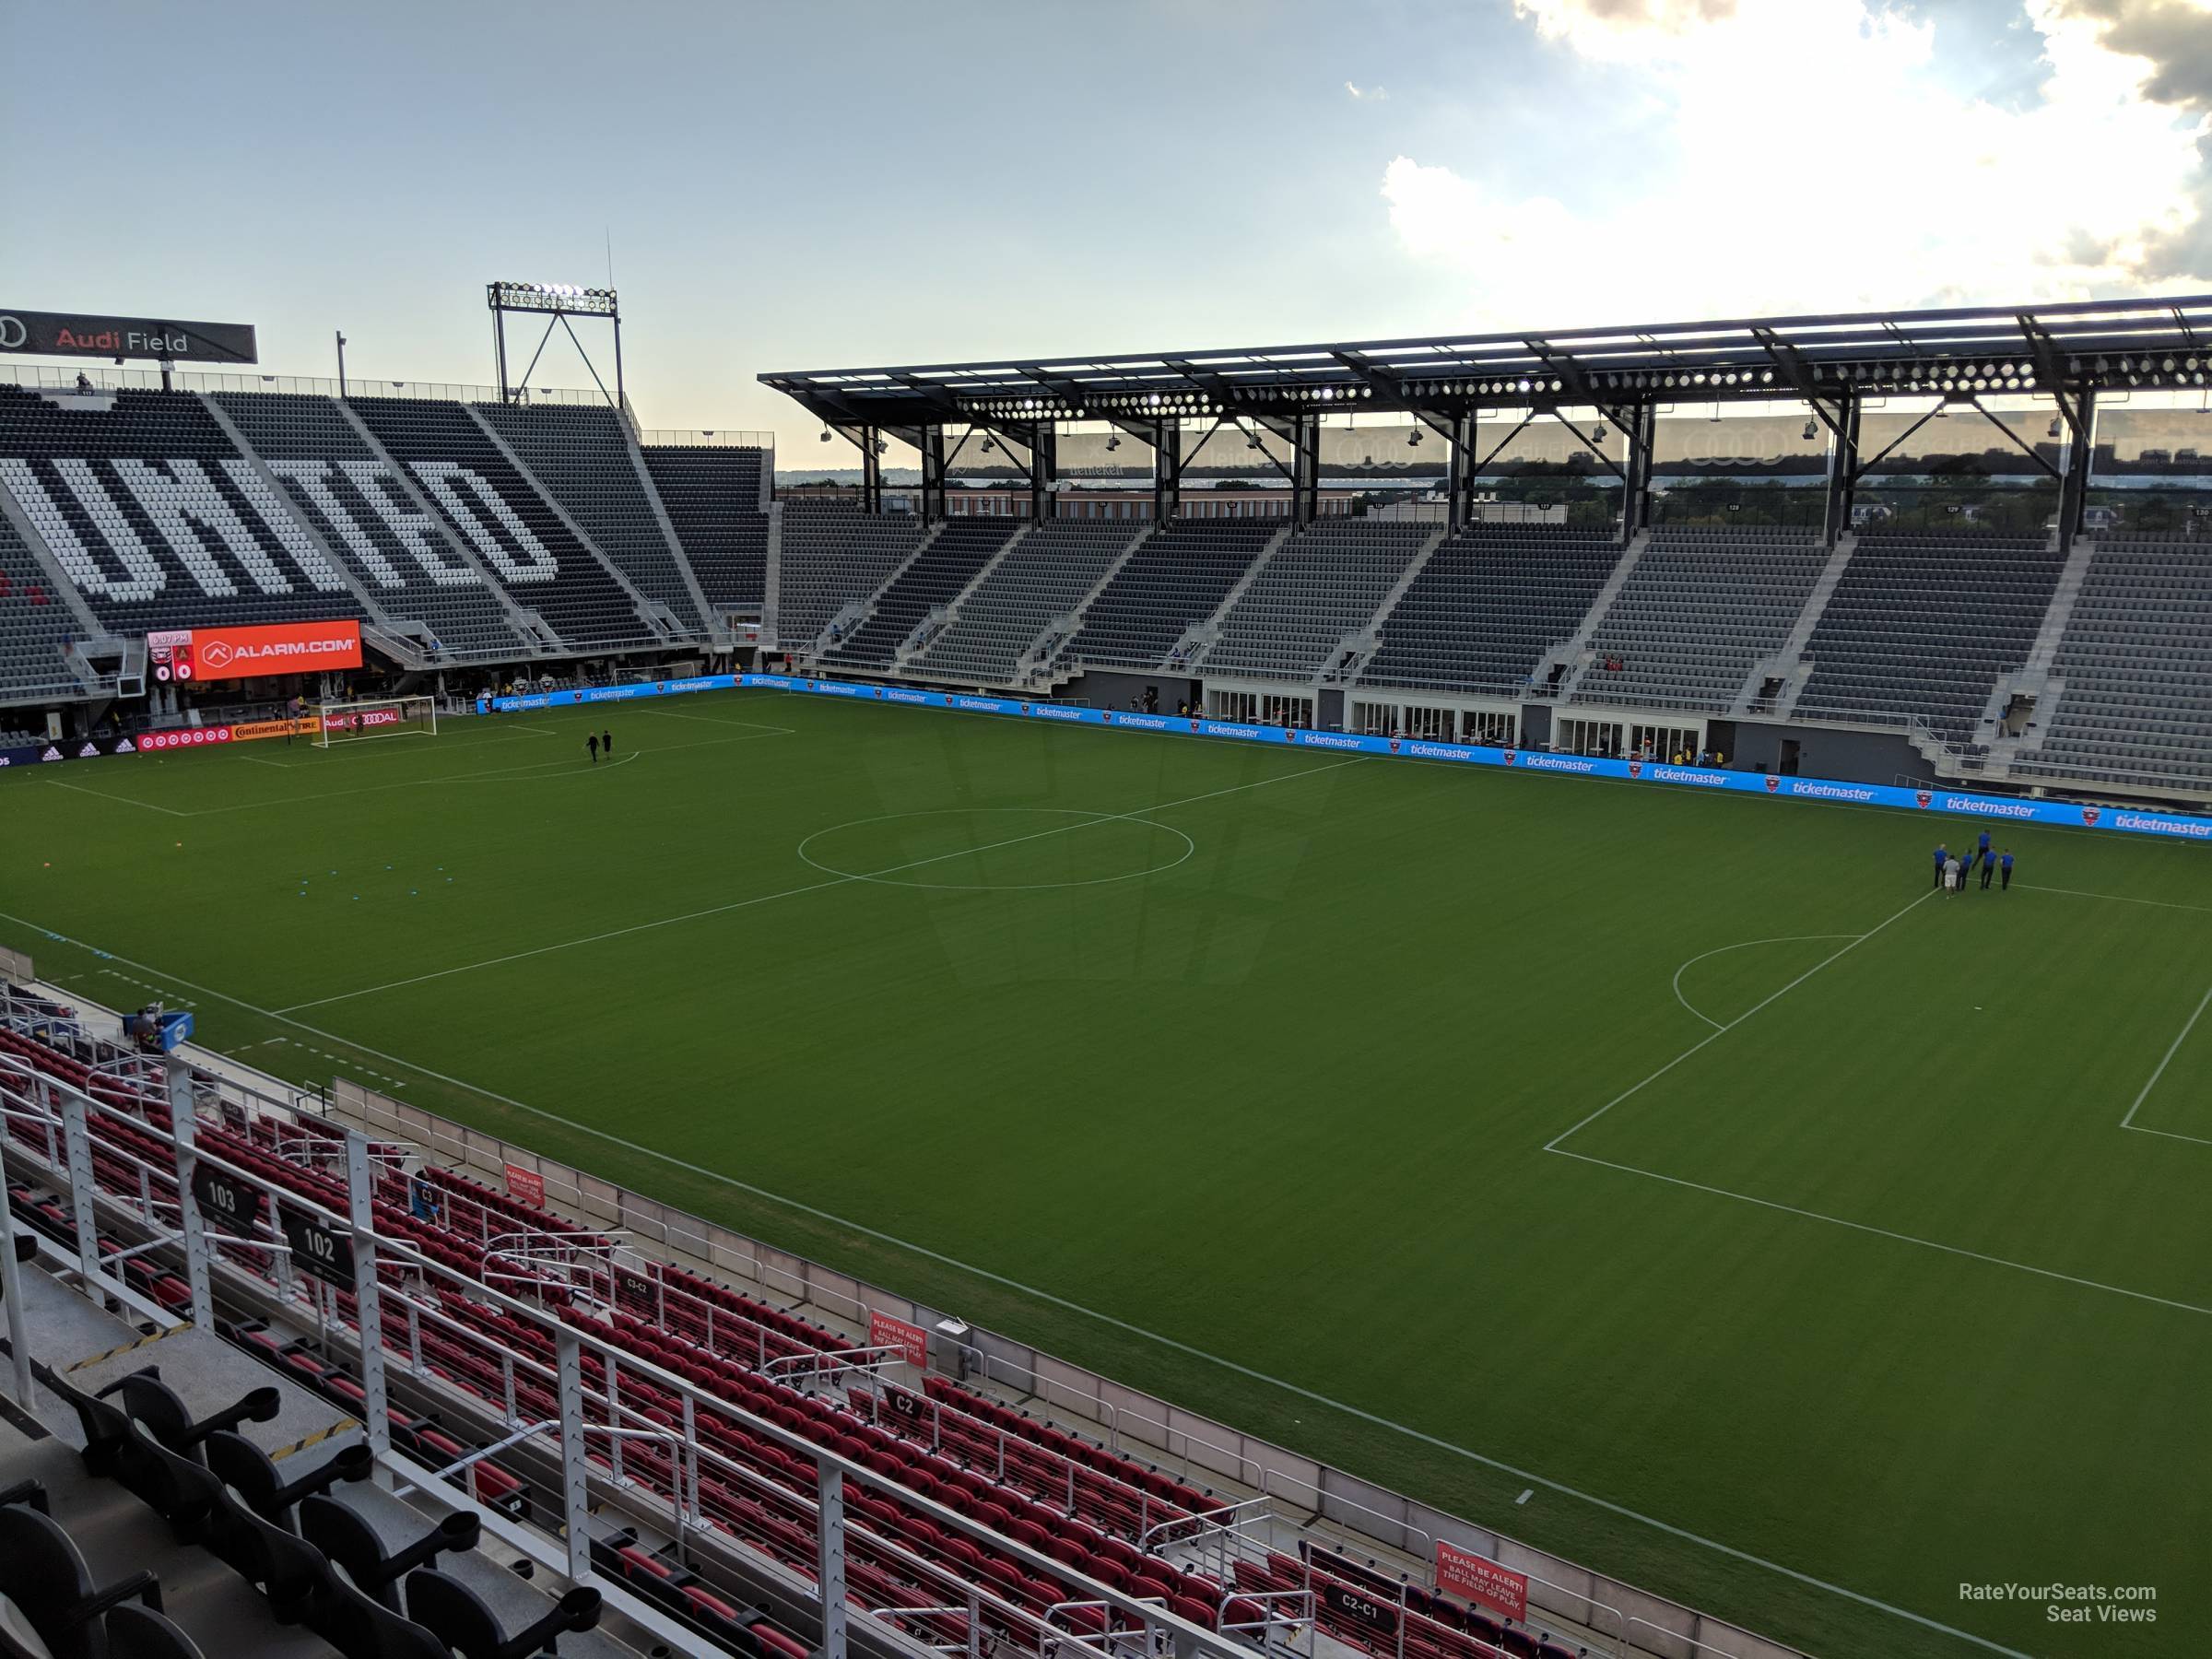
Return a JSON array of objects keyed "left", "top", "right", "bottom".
[{"left": 762, "top": 294, "right": 2212, "bottom": 429}]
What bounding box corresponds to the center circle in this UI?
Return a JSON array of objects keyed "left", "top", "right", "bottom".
[{"left": 797, "top": 807, "right": 1195, "bottom": 890}]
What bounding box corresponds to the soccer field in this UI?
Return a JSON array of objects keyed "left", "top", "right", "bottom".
[{"left": 3, "top": 688, "right": 2207, "bottom": 1659}]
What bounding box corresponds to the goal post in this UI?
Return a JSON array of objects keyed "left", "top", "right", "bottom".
[{"left": 314, "top": 695, "right": 439, "bottom": 747}]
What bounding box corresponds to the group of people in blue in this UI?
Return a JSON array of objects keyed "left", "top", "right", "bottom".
[{"left": 1934, "top": 832, "right": 2013, "bottom": 894}]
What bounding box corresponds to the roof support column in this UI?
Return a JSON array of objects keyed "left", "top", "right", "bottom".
[
  {"left": 1448, "top": 412, "right": 1475, "bottom": 533},
  {"left": 1029, "top": 423, "right": 1057, "bottom": 523},
  {"left": 1152, "top": 419, "right": 1180, "bottom": 524},
  {"left": 861, "top": 426, "right": 883, "bottom": 516},
  {"left": 1292, "top": 412, "right": 1321, "bottom": 527},
  {"left": 1823, "top": 391, "right": 1861, "bottom": 546},
  {"left": 1619, "top": 403, "right": 1657, "bottom": 542},
  {"left": 2058, "top": 386, "right": 2098, "bottom": 551},
  {"left": 919, "top": 424, "right": 947, "bottom": 523}
]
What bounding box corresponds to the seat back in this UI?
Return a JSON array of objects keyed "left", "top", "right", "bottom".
[
  {"left": 103, "top": 1604, "right": 205, "bottom": 1659},
  {"left": 0, "top": 1504, "right": 98, "bottom": 1658},
  {"left": 305, "top": 1574, "right": 451, "bottom": 1659}
]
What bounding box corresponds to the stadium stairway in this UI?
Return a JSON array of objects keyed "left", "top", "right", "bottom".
[
  {"left": 1745, "top": 533, "right": 1856, "bottom": 718},
  {"left": 1542, "top": 529, "right": 1649, "bottom": 695}
]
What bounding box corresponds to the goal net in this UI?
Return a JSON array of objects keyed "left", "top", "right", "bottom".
[{"left": 314, "top": 695, "right": 438, "bottom": 747}]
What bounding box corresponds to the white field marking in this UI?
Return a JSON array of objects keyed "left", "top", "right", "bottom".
[
  {"left": 240, "top": 755, "right": 291, "bottom": 770},
  {"left": 795, "top": 807, "right": 1196, "bottom": 891},
  {"left": 0, "top": 904, "right": 2044, "bottom": 1659},
  {"left": 1669, "top": 935, "right": 1861, "bottom": 1030},
  {"left": 2018, "top": 883, "right": 2212, "bottom": 915},
  {"left": 273, "top": 755, "right": 1367, "bottom": 1012},
  {"left": 39, "top": 776, "right": 192, "bottom": 817},
  {"left": 630, "top": 705, "right": 796, "bottom": 735},
  {"left": 1513, "top": 1489, "right": 1533, "bottom": 1505},
  {"left": 1546, "top": 890, "right": 1936, "bottom": 1152},
  {"left": 2118, "top": 979, "right": 2212, "bottom": 1142},
  {"left": 1548, "top": 1147, "right": 2212, "bottom": 1321}
]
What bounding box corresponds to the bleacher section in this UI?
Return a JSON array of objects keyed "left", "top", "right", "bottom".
[
  {"left": 640, "top": 443, "right": 769, "bottom": 616},
  {"left": 347, "top": 396, "right": 660, "bottom": 653},
  {"left": 0, "top": 388, "right": 365, "bottom": 639},
  {"left": 1069, "top": 518, "right": 1280, "bottom": 670},
  {"left": 477, "top": 403, "right": 708, "bottom": 635},
  {"left": 1576, "top": 527, "right": 1828, "bottom": 710},
  {"left": 773, "top": 502, "right": 929, "bottom": 651},
  {"left": 1795, "top": 533, "right": 2065, "bottom": 746},
  {"left": 819, "top": 517, "right": 1017, "bottom": 670},
  {"left": 910, "top": 520, "right": 1139, "bottom": 685},
  {"left": 0, "top": 511, "right": 80, "bottom": 702},
  {"left": 1203, "top": 520, "right": 1431, "bottom": 680},
  {"left": 2014, "top": 535, "right": 2212, "bottom": 793},
  {"left": 1360, "top": 525, "right": 1621, "bottom": 696},
  {"left": 212, "top": 392, "right": 531, "bottom": 660}
]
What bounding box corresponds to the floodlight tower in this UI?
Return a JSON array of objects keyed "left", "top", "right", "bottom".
[{"left": 487, "top": 281, "right": 623, "bottom": 409}]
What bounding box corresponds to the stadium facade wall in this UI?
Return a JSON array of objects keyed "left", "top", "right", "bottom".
[
  {"left": 312, "top": 1071, "right": 1809, "bottom": 1659},
  {"left": 1060, "top": 666, "right": 1204, "bottom": 712},
  {"left": 1724, "top": 720, "right": 1925, "bottom": 786}
]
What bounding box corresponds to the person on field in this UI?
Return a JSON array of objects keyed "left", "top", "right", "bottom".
[
  {"left": 2000, "top": 849, "right": 2015, "bottom": 890},
  {"left": 1944, "top": 853, "right": 1962, "bottom": 894},
  {"left": 586, "top": 733, "right": 600, "bottom": 764},
  {"left": 602, "top": 727, "right": 613, "bottom": 757},
  {"left": 1980, "top": 846, "right": 1996, "bottom": 888},
  {"left": 1933, "top": 843, "right": 1949, "bottom": 889}
]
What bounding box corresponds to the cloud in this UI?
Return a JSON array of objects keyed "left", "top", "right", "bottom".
[
  {"left": 1383, "top": 0, "right": 2212, "bottom": 325},
  {"left": 1346, "top": 80, "right": 1390, "bottom": 100},
  {"left": 2048, "top": 0, "right": 2212, "bottom": 113}
]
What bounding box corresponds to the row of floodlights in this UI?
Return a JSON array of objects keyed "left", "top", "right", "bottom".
[
  {"left": 495, "top": 282, "right": 616, "bottom": 299},
  {"left": 947, "top": 353, "right": 2212, "bottom": 420}
]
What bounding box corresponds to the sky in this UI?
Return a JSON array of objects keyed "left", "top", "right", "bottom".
[{"left": 5, "top": 0, "right": 2210, "bottom": 456}]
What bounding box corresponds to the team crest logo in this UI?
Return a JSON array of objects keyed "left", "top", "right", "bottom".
[
  {"left": 1020, "top": 703, "right": 1031, "bottom": 714},
  {"left": 1502, "top": 748, "right": 1517, "bottom": 765},
  {"left": 1628, "top": 761, "right": 1642, "bottom": 779},
  {"left": 2081, "top": 806, "right": 2100, "bottom": 826},
  {"left": 874, "top": 688, "right": 883, "bottom": 698},
  {"left": 1764, "top": 775, "right": 1780, "bottom": 794},
  {"left": 1284, "top": 728, "right": 1295, "bottom": 742},
  {"left": 1389, "top": 739, "right": 1401, "bottom": 754},
  {"left": 1189, "top": 720, "right": 1200, "bottom": 733},
  {"left": 1914, "top": 791, "right": 1933, "bottom": 808}
]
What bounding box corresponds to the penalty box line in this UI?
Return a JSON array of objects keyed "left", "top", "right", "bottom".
[
  {"left": 1546, "top": 885, "right": 2212, "bottom": 1317},
  {"left": 0, "top": 906, "right": 2038, "bottom": 1659}
]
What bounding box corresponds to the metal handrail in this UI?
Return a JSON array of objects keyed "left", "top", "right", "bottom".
[{"left": 0, "top": 1060, "right": 1245, "bottom": 1659}]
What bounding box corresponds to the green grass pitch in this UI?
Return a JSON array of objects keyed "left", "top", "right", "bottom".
[{"left": 3, "top": 688, "right": 2207, "bottom": 1659}]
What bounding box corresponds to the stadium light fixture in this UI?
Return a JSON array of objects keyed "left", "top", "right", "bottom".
[{"left": 488, "top": 281, "right": 618, "bottom": 317}]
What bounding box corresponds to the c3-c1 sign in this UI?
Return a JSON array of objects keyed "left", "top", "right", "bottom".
[
  {"left": 1435, "top": 1541, "right": 1528, "bottom": 1622},
  {"left": 0, "top": 307, "right": 257, "bottom": 363}
]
